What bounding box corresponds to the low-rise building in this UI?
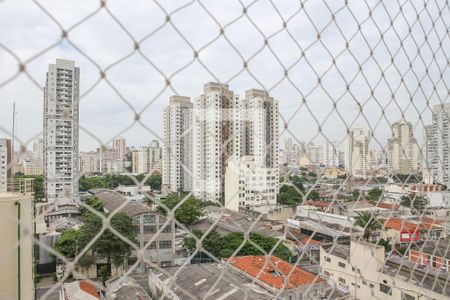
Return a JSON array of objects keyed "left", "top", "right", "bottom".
[
  {"left": 382, "top": 217, "right": 444, "bottom": 243},
  {"left": 320, "top": 241, "right": 450, "bottom": 299},
  {"left": 409, "top": 239, "right": 450, "bottom": 272},
  {"left": 91, "top": 190, "right": 186, "bottom": 267},
  {"left": 225, "top": 156, "right": 278, "bottom": 211}
]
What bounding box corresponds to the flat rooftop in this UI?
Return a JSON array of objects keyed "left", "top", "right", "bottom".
[{"left": 151, "top": 263, "right": 273, "bottom": 299}]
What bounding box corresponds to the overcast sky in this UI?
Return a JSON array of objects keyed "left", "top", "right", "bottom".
[{"left": 0, "top": 0, "right": 449, "bottom": 152}]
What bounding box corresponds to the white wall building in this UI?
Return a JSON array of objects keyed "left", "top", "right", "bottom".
[
  {"left": 345, "top": 128, "right": 370, "bottom": 177},
  {"left": 0, "top": 138, "right": 12, "bottom": 193},
  {"left": 387, "top": 119, "right": 419, "bottom": 174},
  {"left": 424, "top": 104, "right": 450, "bottom": 186},
  {"left": 193, "top": 83, "right": 242, "bottom": 201},
  {"left": 320, "top": 241, "right": 448, "bottom": 299},
  {"left": 242, "top": 89, "right": 279, "bottom": 169},
  {"left": 43, "top": 59, "right": 80, "bottom": 204},
  {"left": 132, "top": 140, "right": 162, "bottom": 174},
  {"left": 112, "top": 137, "right": 126, "bottom": 161},
  {"left": 162, "top": 96, "right": 193, "bottom": 195},
  {"left": 321, "top": 141, "right": 339, "bottom": 167},
  {"left": 225, "top": 156, "right": 278, "bottom": 211}
]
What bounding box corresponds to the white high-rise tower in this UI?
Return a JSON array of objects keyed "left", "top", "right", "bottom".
[
  {"left": 193, "top": 83, "right": 242, "bottom": 201},
  {"left": 387, "top": 119, "right": 419, "bottom": 175},
  {"left": 43, "top": 59, "right": 80, "bottom": 204},
  {"left": 345, "top": 128, "right": 370, "bottom": 177},
  {"left": 242, "top": 89, "right": 279, "bottom": 168},
  {"left": 162, "top": 96, "right": 193, "bottom": 195},
  {"left": 424, "top": 104, "right": 450, "bottom": 186}
]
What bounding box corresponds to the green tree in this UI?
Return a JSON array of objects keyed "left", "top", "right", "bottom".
[
  {"left": 354, "top": 212, "right": 381, "bottom": 241},
  {"left": 400, "top": 193, "right": 429, "bottom": 214},
  {"left": 157, "top": 193, "right": 204, "bottom": 225},
  {"left": 277, "top": 185, "right": 301, "bottom": 205},
  {"left": 79, "top": 212, "right": 137, "bottom": 268},
  {"left": 184, "top": 230, "right": 291, "bottom": 262},
  {"left": 54, "top": 229, "right": 81, "bottom": 258},
  {"left": 78, "top": 254, "right": 96, "bottom": 274},
  {"left": 290, "top": 175, "right": 305, "bottom": 191},
  {"left": 367, "top": 188, "right": 383, "bottom": 203},
  {"left": 80, "top": 197, "right": 104, "bottom": 216},
  {"left": 307, "top": 190, "right": 320, "bottom": 200},
  {"left": 14, "top": 174, "right": 44, "bottom": 201},
  {"left": 98, "top": 265, "right": 108, "bottom": 286}
]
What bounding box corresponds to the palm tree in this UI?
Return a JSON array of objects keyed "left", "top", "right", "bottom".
[{"left": 354, "top": 212, "right": 381, "bottom": 241}]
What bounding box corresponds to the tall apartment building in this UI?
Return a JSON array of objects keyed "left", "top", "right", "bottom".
[
  {"left": 387, "top": 119, "right": 419, "bottom": 174},
  {"left": 345, "top": 128, "right": 371, "bottom": 177},
  {"left": 132, "top": 140, "right": 162, "bottom": 174},
  {"left": 193, "top": 83, "right": 242, "bottom": 201},
  {"left": 0, "top": 138, "right": 12, "bottom": 192},
  {"left": 112, "top": 137, "right": 126, "bottom": 161},
  {"left": 242, "top": 89, "right": 279, "bottom": 169},
  {"left": 162, "top": 96, "right": 193, "bottom": 195},
  {"left": 424, "top": 104, "right": 450, "bottom": 186},
  {"left": 43, "top": 59, "right": 80, "bottom": 204},
  {"left": 306, "top": 142, "right": 321, "bottom": 164},
  {"left": 321, "top": 141, "right": 339, "bottom": 167},
  {"left": 32, "top": 138, "right": 44, "bottom": 161}
]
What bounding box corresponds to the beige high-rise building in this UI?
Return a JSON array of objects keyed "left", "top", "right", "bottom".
[
  {"left": 242, "top": 89, "right": 279, "bottom": 169},
  {"left": 387, "top": 119, "right": 419, "bottom": 174},
  {"left": 0, "top": 181, "right": 35, "bottom": 299},
  {"left": 132, "top": 140, "right": 162, "bottom": 174},
  {"left": 43, "top": 59, "right": 80, "bottom": 204},
  {"left": 112, "top": 137, "right": 126, "bottom": 161},
  {"left": 345, "top": 128, "right": 371, "bottom": 177},
  {"left": 193, "top": 83, "right": 242, "bottom": 201},
  {"left": 162, "top": 96, "right": 193, "bottom": 195}
]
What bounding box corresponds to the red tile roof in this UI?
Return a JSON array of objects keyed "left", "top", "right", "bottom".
[
  {"left": 305, "top": 200, "right": 331, "bottom": 207},
  {"left": 376, "top": 202, "right": 398, "bottom": 210},
  {"left": 384, "top": 218, "right": 421, "bottom": 232},
  {"left": 227, "top": 255, "right": 322, "bottom": 289},
  {"left": 299, "top": 236, "right": 321, "bottom": 246},
  {"left": 79, "top": 281, "right": 100, "bottom": 299},
  {"left": 383, "top": 217, "right": 441, "bottom": 232}
]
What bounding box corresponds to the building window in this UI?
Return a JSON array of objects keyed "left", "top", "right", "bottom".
[
  {"left": 144, "top": 225, "right": 156, "bottom": 234},
  {"left": 380, "top": 284, "right": 392, "bottom": 295},
  {"left": 338, "top": 277, "right": 346, "bottom": 284},
  {"left": 338, "top": 261, "right": 346, "bottom": 268},
  {"left": 149, "top": 242, "right": 156, "bottom": 249},
  {"left": 401, "top": 293, "right": 415, "bottom": 300},
  {"left": 324, "top": 256, "right": 331, "bottom": 262},
  {"left": 159, "top": 241, "right": 172, "bottom": 249}
]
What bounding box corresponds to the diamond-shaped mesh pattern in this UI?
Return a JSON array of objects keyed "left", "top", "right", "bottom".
[{"left": 1, "top": 0, "right": 449, "bottom": 299}]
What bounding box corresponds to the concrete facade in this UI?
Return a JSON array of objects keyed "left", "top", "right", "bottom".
[
  {"left": 43, "top": 59, "right": 80, "bottom": 204},
  {"left": 162, "top": 96, "right": 193, "bottom": 194},
  {"left": 0, "top": 192, "right": 35, "bottom": 300}
]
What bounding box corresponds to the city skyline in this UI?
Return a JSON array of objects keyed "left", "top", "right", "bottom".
[{"left": 1, "top": 1, "right": 447, "bottom": 152}]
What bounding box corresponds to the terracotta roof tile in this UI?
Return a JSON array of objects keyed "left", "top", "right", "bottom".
[
  {"left": 227, "top": 255, "right": 322, "bottom": 289},
  {"left": 79, "top": 281, "right": 100, "bottom": 299}
]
